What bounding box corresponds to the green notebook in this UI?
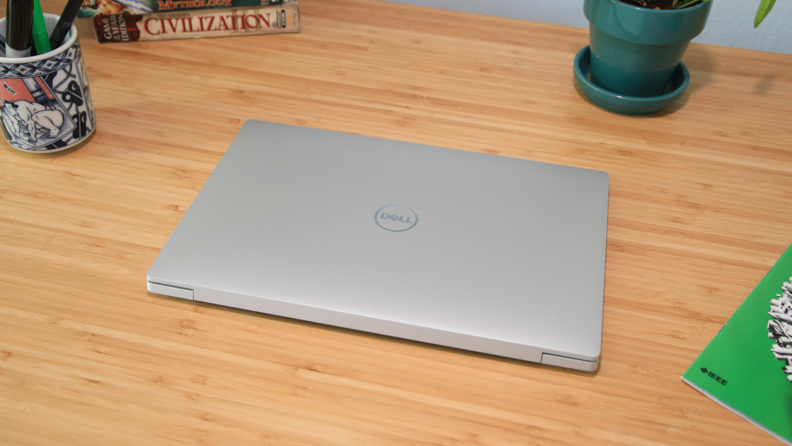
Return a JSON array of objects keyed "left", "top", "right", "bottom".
[{"left": 683, "top": 243, "right": 792, "bottom": 445}]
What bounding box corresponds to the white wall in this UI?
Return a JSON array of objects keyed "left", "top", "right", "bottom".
[{"left": 383, "top": 0, "right": 792, "bottom": 55}]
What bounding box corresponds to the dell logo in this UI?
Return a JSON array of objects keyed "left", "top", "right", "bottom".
[
  {"left": 375, "top": 205, "right": 418, "bottom": 232},
  {"left": 379, "top": 213, "right": 414, "bottom": 224}
]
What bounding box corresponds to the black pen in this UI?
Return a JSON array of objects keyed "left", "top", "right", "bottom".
[
  {"left": 5, "top": 0, "right": 35, "bottom": 57},
  {"left": 48, "top": 0, "right": 82, "bottom": 50}
]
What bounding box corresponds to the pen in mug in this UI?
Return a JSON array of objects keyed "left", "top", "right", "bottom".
[
  {"left": 5, "top": 0, "right": 35, "bottom": 57},
  {"left": 49, "top": 0, "right": 82, "bottom": 50},
  {"left": 29, "top": 0, "right": 51, "bottom": 56}
]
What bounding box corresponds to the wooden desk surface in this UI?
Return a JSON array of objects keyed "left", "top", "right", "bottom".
[{"left": 2, "top": 0, "right": 791, "bottom": 444}]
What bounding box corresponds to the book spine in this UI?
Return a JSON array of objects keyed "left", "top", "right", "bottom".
[
  {"left": 156, "top": 0, "right": 283, "bottom": 12},
  {"left": 79, "top": 0, "right": 283, "bottom": 18},
  {"left": 92, "top": 2, "right": 299, "bottom": 43}
]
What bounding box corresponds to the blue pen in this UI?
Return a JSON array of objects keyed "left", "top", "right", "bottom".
[{"left": 5, "top": 0, "right": 35, "bottom": 57}]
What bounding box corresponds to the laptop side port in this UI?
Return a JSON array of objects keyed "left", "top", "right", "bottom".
[
  {"left": 147, "top": 281, "right": 194, "bottom": 300},
  {"left": 541, "top": 352, "right": 599, "bottom": 372}
]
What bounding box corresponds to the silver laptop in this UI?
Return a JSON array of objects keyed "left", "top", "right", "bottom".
[{"left": 147, "top": 121, "right": 609, "bottom": 371}]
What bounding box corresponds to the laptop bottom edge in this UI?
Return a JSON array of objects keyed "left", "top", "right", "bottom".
[{"left": 147, "top": 281, "right": 600, "bottom": 372}]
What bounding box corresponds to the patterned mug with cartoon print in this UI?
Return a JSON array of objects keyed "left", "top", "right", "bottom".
[{"left": 0, "top": 14, "right": 96, "bottom": 153}]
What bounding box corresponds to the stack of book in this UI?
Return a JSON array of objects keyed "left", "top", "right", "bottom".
[{"left": 79, "top": 0, "right": 299, "bottom": 43}]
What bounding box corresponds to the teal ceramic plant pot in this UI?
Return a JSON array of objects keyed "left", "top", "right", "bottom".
[{"left": 584, "top": 0, "right": 712, "bottom": 97}]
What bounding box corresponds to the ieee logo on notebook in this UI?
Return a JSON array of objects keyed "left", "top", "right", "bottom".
[{"left": 375, "top": 204, "right": 418, "bottom": 232}]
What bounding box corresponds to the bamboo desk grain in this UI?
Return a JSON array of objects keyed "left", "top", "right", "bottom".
[{"left": 1, "top": 0, "right": 791, "bottom": 444}]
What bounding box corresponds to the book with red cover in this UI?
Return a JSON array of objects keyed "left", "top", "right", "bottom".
[{"left": 93, "top": 0, "right": 298, "bottom": 43}]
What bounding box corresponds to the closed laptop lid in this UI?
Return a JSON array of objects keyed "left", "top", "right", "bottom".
[{"left": 147, "top": 120, "right": 609, "bottom": 368}]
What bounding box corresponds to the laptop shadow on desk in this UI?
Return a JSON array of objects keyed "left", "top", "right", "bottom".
[{"left": 150, "top": 291, "right": 601, "bottom": 378}]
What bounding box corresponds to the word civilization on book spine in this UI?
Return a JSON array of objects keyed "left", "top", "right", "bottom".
[
  {"left": 93, "top": 1, "right": 299, "bottom": 42},
  {"left": 136, "top": 10, "right": 286, "bottom": 34}
]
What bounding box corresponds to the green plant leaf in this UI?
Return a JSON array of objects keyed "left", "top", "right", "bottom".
[{"left": 754, "top": 0, "right": 775, "bottom": 27}]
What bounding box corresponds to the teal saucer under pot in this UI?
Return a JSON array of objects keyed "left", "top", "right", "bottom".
[
  {"left": 583, "top": 0, "right": 711, "bottom": 97},
  {"left": 574, "top": 46, "right": 690, "bottom": 115}
]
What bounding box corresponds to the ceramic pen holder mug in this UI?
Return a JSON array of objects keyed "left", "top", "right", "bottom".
[{"left": 0, "top": 13, "right": 95, "bottom": 153}]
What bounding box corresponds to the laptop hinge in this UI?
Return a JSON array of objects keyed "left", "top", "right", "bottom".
[{"left": 147, "top": 281, "right": 194, "bottom": 300}]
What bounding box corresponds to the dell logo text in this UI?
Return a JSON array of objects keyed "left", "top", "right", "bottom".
[
  {"left": 380, "top": 213, "right": 414, "bottom": 224},
  {"left": 375, "top": 205, "right": 419, "bottom": 232}
]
